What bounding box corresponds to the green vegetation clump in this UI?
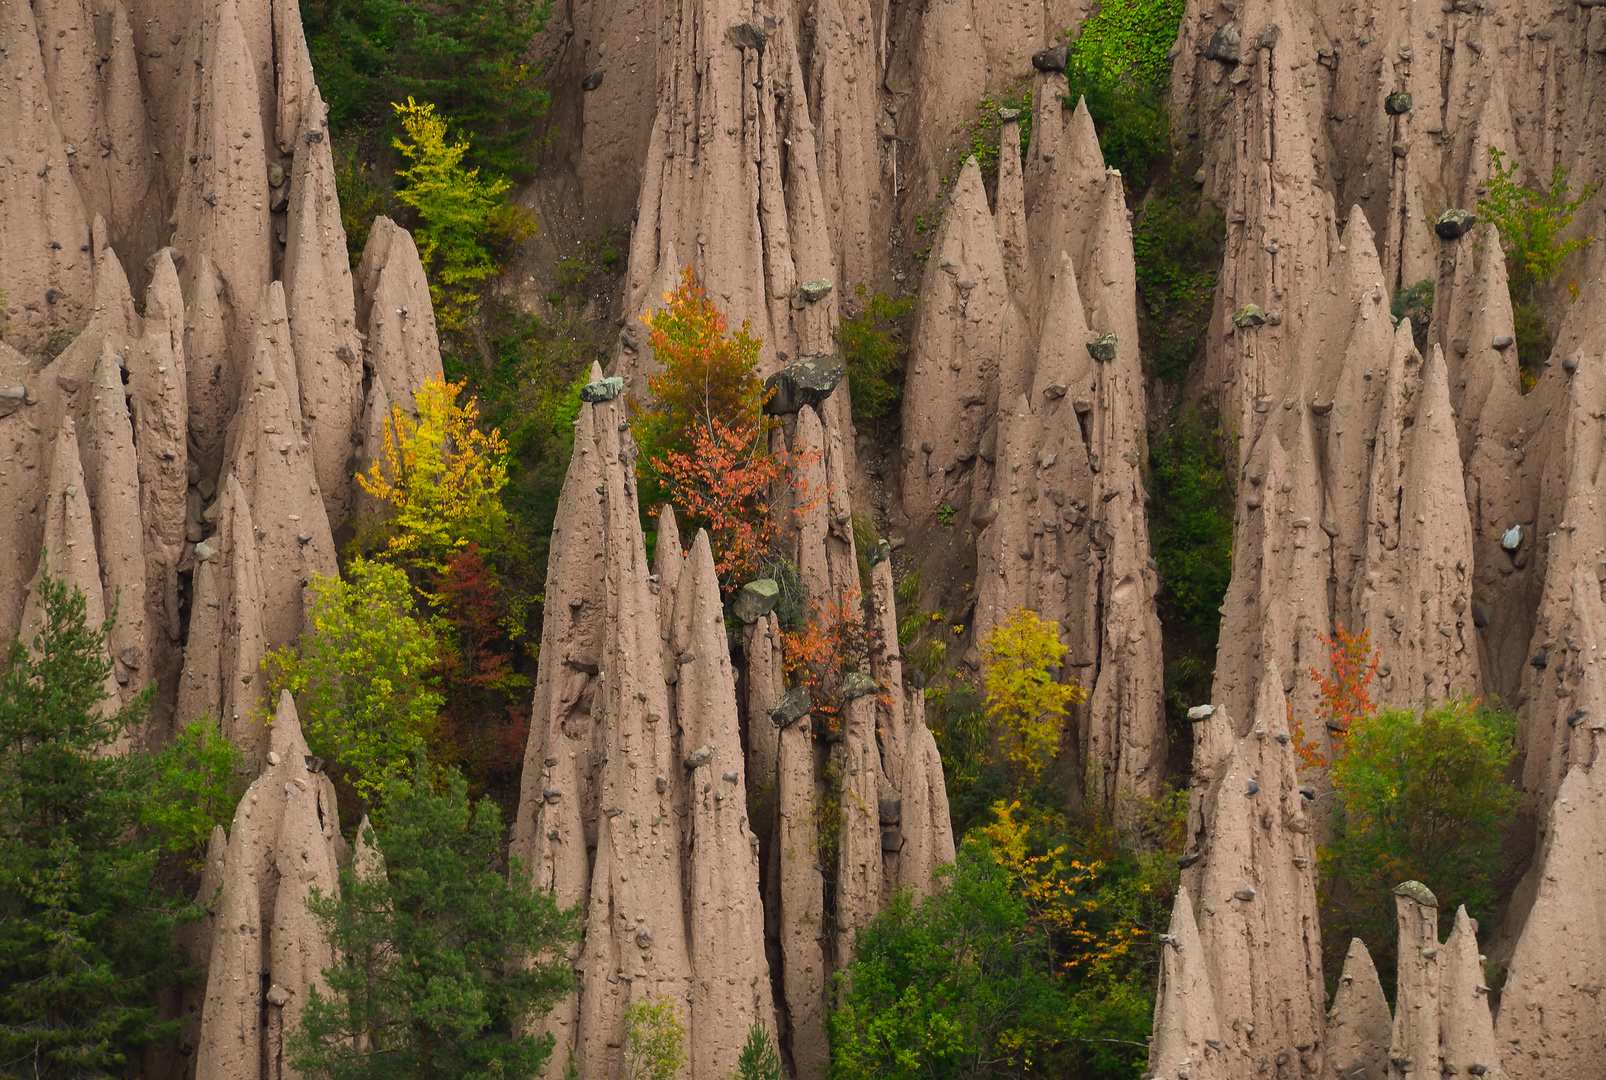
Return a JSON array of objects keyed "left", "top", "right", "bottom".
[
  {"left": 835, "top": 285, "right": 915, "bottom": 428},
  {"left": 1147, "top": 409, "right": 1234, "bottom": 641},
  {"left": 289, "top": 764, "right": 578, "bottom": 1080},
  {"left": 957, "top": 89, "right": 1034, "bottom": 191},
  {"left": 301, "top": 0, "right": 555, "bottom": 179},
  {"left": 622, "top": 997, "right": 689, "bottom": 1080},
  {"left": 1133, "top": 192, "right": 1224, "bottom": 379},
  {"left": 1146, "top": 407, "right": 1234, "bottom": 740},
  {"left": 1059, "top": 0, "right": 1185, "bottom": 194},
  {"left": 1476, "top": 147, "right": 1598, "bottom": 384},
  {"left": 828, "top": 805, "right": 1174, "bottom": 1080},
  {"left": 1321, "top": 700, "right": 1518, "bottom": 993},
  {"left": 0, "top": 571, "right": 239, "bottom": 1077},
  {"left": 1390, "top": 278, "right": 1434, "bottom": 353}
]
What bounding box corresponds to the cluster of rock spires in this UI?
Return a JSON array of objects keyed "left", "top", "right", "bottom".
[
  {"left": 507, "top": 370, "right": 953, "bottom": 1079},
  {"left": 0, "top": 0, "right": 443, "bottom": 766},
  {"left": 11, "top": 0, "right": 1606, "bottom": 1072}
]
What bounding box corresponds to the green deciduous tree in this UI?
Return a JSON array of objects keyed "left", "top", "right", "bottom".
[
  {"left": 144, "top": 717, "right": 245, "bottom": 864},
  {"left": 1321, "top": 700, "right": 1518, "bottom": 985},
  {"left": 981, "top": 609, "right": 1086, "bottom": 782},
  {"left": 391, "top": 99, "right": 537, "bottom": 332},
  {"left": 828, "top": 841, "right": 1114, "bottom": 1080},
  {"left": 289, "top": 763, "right": 578, "bottom": 1080},
  {"left": 264, "top": 559, "right": 444, "bottom": 803},
  {"left": 622, "top": 997, "right": 687, "bottom": 1080},
  {"left": 0, "top": 571, "right": 198, "bottom": 1078}
]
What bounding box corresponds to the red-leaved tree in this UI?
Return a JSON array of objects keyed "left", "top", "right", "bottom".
[
  {"left": 1293, "top": 623, "right": 1381, "bottom": 767},
  {"left": 430, "top": 544, "right": 529, "bottom": 798}
]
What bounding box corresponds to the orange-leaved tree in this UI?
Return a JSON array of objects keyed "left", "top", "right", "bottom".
[
  {"left": 1311, "top": 624, "right": 1379, "bottom": 755},
  {"left": 358, "top": 374, "right": 511, "bottom": 574},
  {"left": 781, "top": 589, "right": 875, "bottom": 741},
  {"left": 633, "top": 266, "right": 815, "bottom": 586}
]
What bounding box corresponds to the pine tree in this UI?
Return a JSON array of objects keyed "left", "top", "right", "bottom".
[
  {"left": 0, "top": 570, "right": 189, "bottom": 1078},
  {"left": 289, "top": 764, "right": 578, "bottom": 1080}
]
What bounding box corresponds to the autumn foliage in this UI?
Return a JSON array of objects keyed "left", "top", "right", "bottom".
[
  {"left": 358, "top": 374, "right": 511, "bottom": 573},
  {"left": 633, "top": 267, "right": 816, "bottom": 587},
  {"left": 781, "top": 589, "right": 874, "bottom": 741},
  {"left": 430, "top": 544, "right": 529, "bottom": 798},
  {"left": 982, "top": 609, "right": 1087, "bottom": 782},
  {"left": 1290, "top": 624, "right": 1380, "bottom": 768}
]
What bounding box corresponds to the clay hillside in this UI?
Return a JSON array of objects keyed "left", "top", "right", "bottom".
[{"left": 3, "top": 0, "right": 1606, "bottom": 1077}]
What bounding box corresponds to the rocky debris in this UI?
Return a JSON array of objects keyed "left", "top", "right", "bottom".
[
  {"left": 1435, "top": 209, "right": 1477, "bottom": 240},
  {"left": 734, "top": 578, "right": 781, "bottom": 623},
  {"left": 579, "top": 376, "right": 624, "bottom": 402},
  {"left": 1032, "top": 45, "right": 1070, "bottom": 72},
  {"left": 1327, "top": 939, "right": 1392, "bottom": 1080}
]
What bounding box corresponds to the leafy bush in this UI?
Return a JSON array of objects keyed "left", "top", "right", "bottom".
[
  {"left": 1321, "top": 700, "right": 1518, "bottom": 990},
  {"left": 1146, "top": 410, "right": 1233, "bottom": 641},
  {"left": 781, "top": 590, "right": 874, "bottom": 742},
  {"left": 1058, "top": 0, "right": 1185, "bottom": 194},
  {"left": 1478, "top": 148, "right": 1598, "bottom": 298},
  {"left": 982, "top": 609, "right": 1086, "bottom": 782},
  {"left": 145, "top": 717, "right": 245, "bottom": 862},
  {"left": 1476, "top": 148, "right": 1598, "bottom": 383},
  {"left": 0, "top": 571, "right": 205, "bottom": 1078},
  {"left": 289, "top": 764, "right": 578, "bottom": 1080},
  {"left": 828, "top": 816, "right": 1157, "bottom": 1080},
  {"left": 623, "top": 997, "right": 688, "bottom": 1080},
  {"left": 1390, "top": 278, "right": 1434, "bottom": 352},
  {"left": 301, "top": 0, "right": 555, "bottom": 179},
  {"left": 264, "top": 559, "right": 444, "bottom": 803},
  {"left": 1062, "top": 58, "right": 1170, "bottom": 194},
  {"left": 835, "top": 285, "right": 915, "bottom": 427},
  {"left": 333, "top": 136, "right": 395, "bottom": 269},
  {"left": 1133, "top": 191, "right": 1224, "bottom": 379},
  {"left": 391, "top": 99, "right": 537, "bottom": 333}
]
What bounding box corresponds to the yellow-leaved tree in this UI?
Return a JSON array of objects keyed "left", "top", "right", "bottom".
[
  {"left": 981, "top": 608, "right": 1086, "bottom": 781},
  {"left": 358, "top": 374, "right": 511, "bottom": 574},
  {"left": 391, "top": 97, "right": 536, "bottom": 332}
]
